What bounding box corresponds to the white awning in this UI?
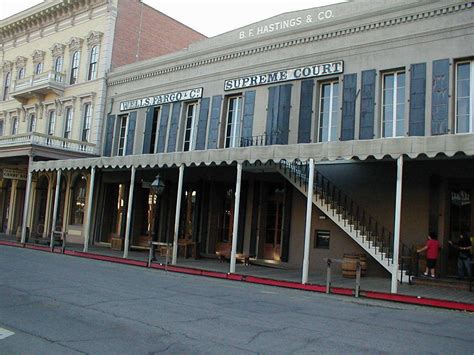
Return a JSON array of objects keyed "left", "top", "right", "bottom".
[{"left": 30, "top": 134, "right": 474, "bottom": 172}]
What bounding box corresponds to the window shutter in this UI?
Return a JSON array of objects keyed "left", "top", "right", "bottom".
[
  {"left": 277, "top": 84, "right": 292, "bottom": 145},
  {"left": 103, "top": 114, "right": 115, "bottom": 157},
  {"left": 298, "top": 80, "right": 314, "bottom": 143},
  {"left": 359, "top": 70, "right": 376, "bottom": 140},
  {"left": 195, "top": 97, "right": 210, "bottom": 150},
  {"left": 207, "top": 95, "right": 222, "bottom": 149},
  {"left": 242, "top": 90, "right": 256, "bottom": 143},
  {"left": 156, "top": 104, "right": 170, "bottom": 153},
  {"left": 142, "top": 107, "right": 154, "bottom": 154},
  {"left": 341, "top": 73, "right": 357, "bottom": 141},
  {"left": 409, "top": 63, "right": 426, "bottom": 136},
  {"left": 431, "top": 59, "right": 450, "bottom": 135},
  {"left": 125, "top": 111, "right": 136, "bottom": 155},
  {"left": 266, "top": 86, "right": 279, "bottom": 145},
  {"left": 167, "top": 102, "right": 181, "bottom": 153}
]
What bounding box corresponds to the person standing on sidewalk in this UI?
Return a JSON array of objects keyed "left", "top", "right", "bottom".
[
  {"left": 449, "top": 234, "right": 472, "bottom": 280},
  {"left": 417, "top": 233, "right": 440, "bottom": 278}
]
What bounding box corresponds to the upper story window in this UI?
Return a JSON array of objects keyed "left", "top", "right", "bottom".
[
  {"left": 70, "top": 51, "right": 80, "bottom": 85},
  {"left": 182, "top": 102, "right": 198, "bottom": 152},
  {"left": 17, "top": 67, "right": 25, "bottom": 80},
  {"left": 64, "top": 107, "right": 73, "bottom": 139},
  {"left": 318, "top": 81, "right": 340, "bottom": 142},
  {"left": 118, "top": 114, "right": 128, "bottom": 156},
  {"left": 34, "top": 62, "right": 43, "bottom": 75},
  {"left": 149, "top": 106, "right": 161, "bottom": 154},
  {"left": 455, "top": 60, "right": 473, "bottom": 134},
  {"left": 0, "top": 120, "right": 4, "bottom": 136},
  {"left": 225, "top": 96, "right": 243, "bottom": 148},
  {"left": 382, "top": 70, "right": 405, "bottom": 138},
  {"left": 87, "top": 46, "right": 99, "bottom": 81},
  {"left": 47, "top": 111, "right": 56, "bottom": 135},
  {"left": 11, "top": 116, "right": 18, "bottom": 135},
  {"left": 53, "top": 56, "right": 63, "bottom": 82},
  {"left": 28, "top": 114, "right": 37, "bottom": 133},
  {"left": 82, "top": 103, "right": 92, "bottom": 142},
  {"left": 2, "top": 72, "right": 11, "bottom": 101}
]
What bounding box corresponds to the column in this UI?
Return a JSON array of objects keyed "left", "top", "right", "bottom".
[
  {"left": 171, "top": 164, "right": 185, "bottom": 265},
  {"left": 391, "top": 155, "right": 404, "bottom": 293},
  {"left": 83, "top": 167, "right": 96, "bottom": 252},
  {"left": 302, "top": 158, "right": 315, "bottom": 284},
  {"left": 43, "top": 175, "right": 54, "bottom": 238},
  {"left": 229, "top": 163, "right": 243, "bottom": 274},
  {"left": 123, "top": 166, "right": 136, "bottom": 258},
  {"left": 20, "top": 156, "right": 34, "bottom": 243},
  {"left": 49, "top": 170, "right": 62, "bottom": 247}
]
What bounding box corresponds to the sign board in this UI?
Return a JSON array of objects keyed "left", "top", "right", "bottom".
[
  {"left": 224, "top": 61, "right": 343, "bottom": 91},
  {"left": 120, "top": 88, "right": 203, "bottom": 111},
  {"left": 2, "top": 168, "right": 27, "bottom": 181}
]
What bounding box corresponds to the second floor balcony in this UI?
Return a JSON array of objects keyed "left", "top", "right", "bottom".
[
  {"left": 0, "top": 132, "right": 96, "bottom": 156},
  {"left": 10, "top": 71, "right": 66, "bottom": 103}
]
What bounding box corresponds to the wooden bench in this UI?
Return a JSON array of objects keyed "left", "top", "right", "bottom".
[{"left": 215, "top": 243, "right": 250, "bottom": 266}]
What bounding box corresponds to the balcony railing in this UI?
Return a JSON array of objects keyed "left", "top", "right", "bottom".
[
  {"left": 11, "top": 71, "right": 66, "bottom": 101},
  {"left": 240, "top": 130, "right": 288, "bottom": 147},
  {"left": 0, "top": 132, "right": 95, "bottom": 154}
]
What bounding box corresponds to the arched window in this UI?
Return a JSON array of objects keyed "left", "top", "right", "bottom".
[
  {"left": 2, "top": 72, "right": 11, "bottom": 101},
  {"left": 28, "top": 114, "right": 36, "bottom": 133},
  {"left": 87, "top": 46, "right": 98, "bottom": 80},
  {"left": 17, "top": 67, "right": 25, "bottom": 80},
  {"left": 53, "top": 57, "right": 63, "bottom": 82},
  {"left": 70, "top": 51, "right": 80, "bottom": 85},
  {"left": 34, "top": 62, "right": 43, "bottom": 75},
  {"left": 82, "top": 103, "right": 92, "bottom": 142},
  {"left": 11, "top": 116, "right": 18, "bottom": 135},
  {"left": 70, "top": 175, "right": 86, "bottom": 225}
]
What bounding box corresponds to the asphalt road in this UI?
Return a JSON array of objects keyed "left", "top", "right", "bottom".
[{"left": 0, "top": 246, "right": 473, "bottom": 354}]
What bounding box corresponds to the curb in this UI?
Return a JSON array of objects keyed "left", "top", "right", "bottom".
[{"left": 2, "top": 240, "right": 473, "bottom": 312}]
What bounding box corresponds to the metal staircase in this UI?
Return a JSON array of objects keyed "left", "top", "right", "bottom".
[{"left": 275, "top": 159, "right": 412, "bottom": 281}]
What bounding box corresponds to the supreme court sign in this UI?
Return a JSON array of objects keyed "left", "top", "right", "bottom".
[{"left": 224, "top": 61, "right": 343, "bottom": 91}]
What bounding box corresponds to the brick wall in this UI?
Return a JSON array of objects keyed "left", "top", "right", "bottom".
[{"left": 112, "top": 0, "right": 206, "bottom": 68}]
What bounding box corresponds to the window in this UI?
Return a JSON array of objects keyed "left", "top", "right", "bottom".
[
  {"left": 3, "top": 72, "right": 11, "bottom": 101},
  {"left": 34, "top": 62, "right": 43, "bottom": 75},
  {"left": 149, "top": 106, "right": 161, "bottom": 154},
  {"left": 64, "top": 107, "right": 73, "bottom": 139},
  {"left": 87, "top": 46, "right": 99, "bottom": 80},
  {"left": 0, "top": 120, "right": 4, "bottom": 136},
  {"left": 11, "top": 117, "right": 18, "bottom": 135},
  {"left": 47, "top": 111, "right": 56, "bottom": 136},
  {"left": 118, "top": 114, "right": 128, "bottom": 156},
  {"left": 225, "top": 96, "right": 243, "bottom": 148},
  {"left": 82, "top": 103, "right": 92, "bottom": 142},
  {"left": 70, "top": 175, "right": 86, "bottom": 225},
  {"left": 382, "top": 71, "right": 405, "bottom": 138},
  {"left": 70, "top": 51, "right": 80, "bottom": 85},
  {"left": 183, "top": 102, "right": 198, "bottom": 152},
  {"left": 53, "top": 57, "right": 63, "bottom": 82},
  {"left": 28, "top": 114, "right": 36, "bottom": 133},
  {"left": 455, "top": 61, "right": 473, "bottom": 133},
  {"left": 318, "top": 81, "right": 340, "bottom": 142},
  {"left": 314, "top": 230, "right": 330, "bottom": 249},
  {"left": 17, "top": 67, "right": 25, "bottom": 80}
]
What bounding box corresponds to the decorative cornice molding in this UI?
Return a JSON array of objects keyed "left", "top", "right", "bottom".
[
  {"left": 2, "top": 60, "right": 13, "bottom": 72},
  {"left": 86, "top": 30, "right": 103, "bottom": 48},
  {"left": 15, "top": 56, "right": 27, "bottom": 68},
  {"left": 50, "top": 42, "right": 65, "bottom": 57},
  {"left": 68, "top": 36, "right": 83, "bottom": 52},
  {"left": 32, "top": 49, "right": 45, "bottom": 64},
  {"left": 108, "top": 1, "right": 474, "bottom": 87}
]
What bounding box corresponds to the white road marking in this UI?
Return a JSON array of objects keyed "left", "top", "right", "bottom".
[{"left": 0, "top": 327, "right": 14, "bottom": 340}]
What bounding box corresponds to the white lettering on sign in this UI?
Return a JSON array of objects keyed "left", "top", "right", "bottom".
[
  {"left": 2, "top": 168, "right": 27, "bottom": 181},
  {"left": 224, "top": 61, "right": 343, "bottom": 91},
  {"left": 120, "top": 88, "right": 203, "bottom": 111},
  {"left": 239, "top": 9, "right": 334, "bottom": 40}
]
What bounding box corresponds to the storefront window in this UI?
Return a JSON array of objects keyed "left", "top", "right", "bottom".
[{"left": 70, "top": 175, "right": 86, "bottom": 225}]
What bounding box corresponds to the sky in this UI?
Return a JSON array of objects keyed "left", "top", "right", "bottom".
[{"left": 1, "top": 0, "right": 344, "bottom": 37}]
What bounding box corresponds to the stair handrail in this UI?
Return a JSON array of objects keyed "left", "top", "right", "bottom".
[{"left": 278, "top": 159, "right": 412, "bottom": 266}]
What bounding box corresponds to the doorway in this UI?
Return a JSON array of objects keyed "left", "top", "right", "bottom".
[{"left": 262, "top": 184, "right": 285, "bottom": 261}]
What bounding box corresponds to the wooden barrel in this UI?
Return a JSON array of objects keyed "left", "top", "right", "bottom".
[{"left": 342, "top": 253, "right": 367, "bottom": 278}]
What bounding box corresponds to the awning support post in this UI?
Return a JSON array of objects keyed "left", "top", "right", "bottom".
[
  {"left": 20, "top": 156, "right": 34, "bottom": 244},
  {"left": 172, "top": 164, "right": 185, "bottom": 265},
  {"left": 83, "top": 166, "right": 96, "bottom": 253},
  {"left": 50, "top": 170, "right": 62, "bottom": 248},
  {"left": 391, "top": 155, "right": 404, "bottom": 293},
  {"left": 230, "top": 162, "right": 243, "bottom": 274},
  {"left": 302, "top": 158, "right": 314, "bottom": 284},
  {"left": 123, "top": 166, "right": 136, "bottom": 259}
]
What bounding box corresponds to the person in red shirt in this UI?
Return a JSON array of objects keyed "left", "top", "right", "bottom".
[{"left": 417, "top": 232, "right": 441, "bottom": 278}]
